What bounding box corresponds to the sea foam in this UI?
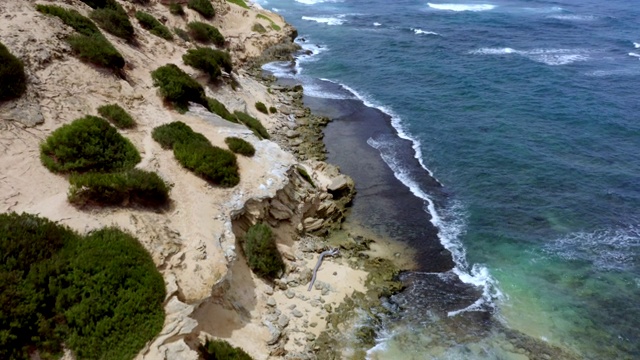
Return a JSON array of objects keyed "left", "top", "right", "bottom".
[
  {"left": 548, "top": 14, "right": 596, "bottom": 21},
  {"left": 301, "top": 15, "right": 345, "bottom": 25},
  {"left": 295, "top": 0, "right": 343, "bottom": 5},
  {"left": 411, "top": 28, "right": 440, "bottom": 35},
  {"left": 471, "top": 47, "right": 590, "bottom": 65},
  {"left": 427, "top": 3, "right": 495, "bottom": 12},
  {"left": 635, "top": 42, "right": 640, "bottom": 49}
]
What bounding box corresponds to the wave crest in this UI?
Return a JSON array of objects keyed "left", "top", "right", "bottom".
[
  {"left": 427, "top": 3, "right": 495, "bottom": 12},
  {"left": 301, "top": 15, "right": 345, "bottom": 25},
  {"left": 470, "top": 47, "right": 590, "bottom": 65}
]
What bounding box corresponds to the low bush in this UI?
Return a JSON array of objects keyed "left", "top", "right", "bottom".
[
  {"left": 151, "top": 64, "right": 206, "bottom": 111},
  {"left": 0, "top": 213, "right": 165, "bottom": 360},
  {"left": 210, "top": 49, "right": 233, "bottom": 73},
  {"left": 269, "top": 106, "right": 277, "bottom": 114},
  {"left": 136, "top": 11, "right": 173, "bottom": 40},
  {"left": 0, "top": 42, "right": 27, "bottom": 101},
  {"left": 256, "top": 14, "right": 281, "bottom": 31},
  {"left": 90, "top": 2, "right": 135, "bottom": 41},
  {"left": 187, "top": 21, "right": 225, "bottom": 46},
  {"left": 174, "top": 140, "right": 239, "bottom": 187},
  {"left": 206, "top": 97, "right": 237, "bottom": 123},
  {"left": 37, "top": 5, "right": 125, "bottom": 71},
  {"left": 174, "top": 27, "right": 190, "bottom": 41},
  {"left": 40, "top": 115, "right": 140, "bottom": 173},
  {"left": 226, "top": 0, "right": 249, "bottom": 10},
  {"left": 67, "top": 33, "right": 126, "bottom": 70},
  {"left": 68, "top": 169, "right": 170, "bottom": 207},
  {"left": 97, "top": 103, "right": 136, "bottom": 128},
  {"left": 255, "top": 101, "right": 268, "bottom": 114},
  {"left": 234, "top": 111, "right": 270, "bottom": 139},
  {"left": 188, "top": 0, "right": 215, "bottom": 19},
  {"left": 199, "top": 338, "right": 253, "bottom": 360},
  {"left": 225, "top": 137, "right": 255, "bottom": 157},
  {"left": 152, "top": 121, "right": 209, "bottom": 149},
  {"left": 36, "top": 5, "right": 101, "bottom": 37},
  {"left": 252, "top": 23, "right": 266, "bottom": 34},
  {"left": 243, "top": 223, "right": 284, "bottom": 279},
  {"left": 169, "top": 2, "right": 185, "bottom": 16},
  {"left": 183, "top": 47, "right": 221, "bottom": 80}
]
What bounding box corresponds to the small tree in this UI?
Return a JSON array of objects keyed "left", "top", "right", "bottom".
[
  {"left": 199, "top": 338, "right": 253, "bottom": 360},
  {"left": 187, "top": 0, "right": 215, "bottom": 19},
  {"left": 187, "top": 21, "right": 225, "bottom": 46},
  {"left": 136, "top": 11, "right": 173, "bottom": 40},
  {"left": 243, "top": 223, "right": 284, "bottom": 279},
  {"left": 151, "top": 64, "right": 205, "bottom": 111},
  {"left": 225, "top": 137, "right": 255, "bottom": 157},
  {"left": 255, "top": 101, "right": 268, "bottom": 114}
]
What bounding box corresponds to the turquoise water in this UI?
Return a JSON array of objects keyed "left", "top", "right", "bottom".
[{"left": 258, "top": 0, "right": 640, "bottom": 358}]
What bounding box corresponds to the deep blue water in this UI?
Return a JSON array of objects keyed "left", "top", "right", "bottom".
[{"left": 257, "top": 0, "right": 640, "bottom": 358}]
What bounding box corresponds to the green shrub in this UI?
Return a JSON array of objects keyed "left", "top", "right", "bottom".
[
  {"left": 68, "top": 169, "right": 170, "bottom": 207},
  {"left": 174, "top": 27, "right": 190, "bottom": 41},
  {"left": 199, "top": 338, "right": 253, "bottom": 360},
  {"left": 169, "top": 2, "right": 185, "bottom": 16},
  {"left": 225, "top": 137, "right": 255, "bottom": 157},
  {"left": 187, "top": 21, "right": 225, "bottom": 46},
  {"left": 188, "top": 0, "right": 215, "bottom": 19},
  {"left": 226, "top": 0, "right": 249, "bottom": 9},
  {"left": 67, "top": 33, "right": 125, "bottom": 70},
  {"left": 151, "top": 64, "right": 205, "bottom": 111},
  {"left": 0, "top": 213, "right": 165, "bottom": 360},
  {"left": 36, "top": 5, "right": 101, "bottom": 37},
  {"left": 40, "top": 115, "right": 140, "bottom": 173},
  {"left": 152, "top": 121, "right": 209, "bottom": 149},
  {"left": 252, "top": 23, "right": 266, "bottom": 34},
  {"left": 0, "top": 42, "right": 27, "bottom": 101},
  {"left": 90, "top": 4, "right": 135, "bottom": 41},
  {"left": 256, "top": 14, "right": 280, "bottom": 31},
  {"left": 37, "top": 5, "right": 125, "bottom": 70},
  {"left": 183, "top": 47, "right": 221, "bottom": 80},
  {"left": 206, "top": 97, "right": 237, "bottom": 123},
  {"left": 297, "top": 166, "right": 315, "bottom": 187},
  {"left": 234, "top": 111, "right": 270, "bottom": 139},
  {"left": 174, "top": 140, "right": 239, "bottom": 187},
  {"left": 243, "top": 223, "right": 284, "bottom": 279},
  {"left": 255, "top": 101, "right": 268, "bottom": 114},
  {"left": 97, "top": 103, "right": 136, "bottom": 128},
  {"left": 136, "top": 11, "right": 173, "bottom": 40},
  {"left": 269, "top": 106, "right": 277, "bottom": 114}
]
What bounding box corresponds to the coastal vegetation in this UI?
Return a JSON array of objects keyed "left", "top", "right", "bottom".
[
  {"left": 243, "top": 223, "right": 284, "bottom": 279},
  {"left": 169, "top": 2, "right": 185, "bottom": 16},
  {"left": 297, "top": 166, "right": 315, "bottom": 188},
  {"left": 152, "top": 121, "right": 240, "bottom": 187},
  {"left": 136, "top": 11, "right": 173, "bottom": 40},
  {"left": 88, "top": 0, "right": 135, "bottom": 42},
  {"left": 269, "top": 106, "right": 277, "bottom": 114},
  {"left": 234, "top": 111, "right": 270, "bottom": 139},
  {"left": 199, "top": 338, "right": 253, "bottom": 360},
  {"left": 256, "top": 14, "right": 281, "bottom": 31},
  {"left": 151, "top": 63, "right": 206, "bottom": 111},
  {"left": 0, "top": 42, "right": 26, "bottom": 101},
  {"left": 187, "top": 21, "right": 225, "bottom": 46},
  {"left": 206, "top": 97, "right": 237, "bottom": 123},
  {"left": 187, "top": 0, "right": 215, "bottom": 19},
  {"left": 97, "top": 103, "right": 136, "bottom": 128},
  {"left": 225, "top": 137, "right": 256, "bottom": 157},
  {"left": 40, "top": 115, "right": 140, "bottom": 173},
  {"left": 252, "top": 23, "right": 266, "bottom": 34},
  {"left": 227, "top": 0, "right": 249, "bottom": 10},
  {"left": 36, "top": 5, "right": 125, "bottom": 71},
  {"left": 0, "top": 213, "right": 165, "bottom": 360},
  {"left": 183, "top": 47, "right": 221, "bottom": 80},
  {"left": 68, "top": 169, "right": 170, "bottom": 207},
  {"left": 174, "top": 27, "right": 190, "bottom": 41},
  {"left": 255, "top": 101, "right": 268, "bottom": 114}
]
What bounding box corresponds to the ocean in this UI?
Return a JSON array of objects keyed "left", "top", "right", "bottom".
[{"left": 257, "top": 0, "right": 640, "bottom": 358}]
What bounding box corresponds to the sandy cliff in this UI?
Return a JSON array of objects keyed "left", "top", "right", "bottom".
[{"left": 0, "top": 1, "right": 362, "bottom": 359}]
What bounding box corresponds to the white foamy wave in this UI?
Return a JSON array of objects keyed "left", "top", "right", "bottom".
[
  {"left": 301, "top": 15, "right": 345, "bottom": 25},
  {"left": 373, "top": 22, "right": 382, "bottom": 26},
  {"left": 548, "top": 14, "right": 596, "bottom": 21},
  {"left": 427, "top": 3, "right": 495, "bottom": 12},
  {"left": 544, "top": 226, "right": 640, "bottom": 271},
  {"left": 366, "top": 136, "right": 502, "bottom": 316},
  {"left": 635, "top": 42, "right": 640, "bottom": 49},
  {"left": 261, "top": 61, "right": 297, "bottom": 78},
  {"left": 586, "top": 69, "right": 640, "bottom": 77},
  {"left": 470, "top": 47, "right": 590, "bottom": 65},
  {"left": 302, "top": 82, "right": 355, "bottom": 100},
  {"left": 629, "top": 52, "right": 640, "bottom": 59},
  {"left": 411, "top": 28, "right": 440, "bottom": 36}
]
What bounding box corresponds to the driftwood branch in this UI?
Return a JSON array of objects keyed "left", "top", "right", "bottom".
[{"left": 307, "top": 247, "right": 339, "bottom": 291}]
